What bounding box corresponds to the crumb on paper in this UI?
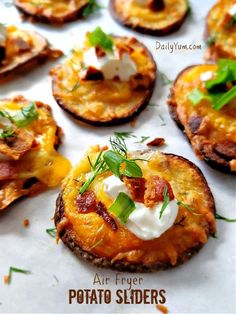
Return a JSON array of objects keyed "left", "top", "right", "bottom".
[
  {"left": 3, "top": 275, "right": 10, "bottom": 285},
  {"left": 130, "top": 117, "right": 138, "bottom": 128},
  {"left": 147, "top": 137, "right": 165, "bottom": 147},
  {"left": 23, "top": 219, "right": 30, "bottom": 227},
  {"left": 156, "top": 304, "right": 168, "bottom": 314}
]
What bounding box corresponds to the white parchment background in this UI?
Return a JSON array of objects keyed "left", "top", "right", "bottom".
[{"left": 0, "top": 0, "right": 235, "bottom": 313}]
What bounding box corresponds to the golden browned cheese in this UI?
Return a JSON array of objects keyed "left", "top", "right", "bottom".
[
  {"left": 171, "top": 64, "right": 236, "bottom": 171},
  {"left": 206, "top": 0, "right": 236, "bottom": 60},
  {"left": 51, "top": 36, "right": 156, "bottom": 124},
  {"left": 111, "top": 0, "right": 189, "bottom": 34},
  {"left": 60, "top": 147, "right": 216, "bottom": 267},
  {"left": 0, "top": 96, "right": 71, "bottom": 210},
  {"left": 14, "top": 0, "right": 88, "bottom": 21}
]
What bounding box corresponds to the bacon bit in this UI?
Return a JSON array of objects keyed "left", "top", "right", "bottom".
[
  {"left": 156, "top": 304, "right": 168, "bottom": 314},
  {"left": 130, "top": 73, "right": 152, "bottom": 91},
  {"left": 130, "top": 117, "right": 138, "bottom": 128},
  {"left": 23, "top": 219, "right": 30, "bottom": 227},
  {"left": 3, "top": 275, "right": 10, "bottom": 285},
  {"left": 149, "top": 0, "right": 165, "bottom": 11},
  {"left": 0, "top": 161, "right": 18, "bottom": 181},
  {"left": 123, "top": 176, "right": 146, "bottom": 202},
  {"left": 12, "top": 37, "right": 31, "bottom": 53},
  {"left": 116, "top": 42, "right": 134, "bottom": 58},
  {"left": 100, "top": 145, "right": 109, "bottom": 151},
  {"left": 80, "top": 66, "right": 104, "bottom": 81},
  {"left": 96, "top": 202, "right": 117, "bottom": 231},
  {"left": 144, "top": 176, "right": 174, "bottom": 208},
  {"left": 147, "top": 137, "right": 165, "bottom": 147},
  {"left": 76, "top": 190, "right": 97, "bottom": 212},
  {"left": 48, "top": 48, "right": 63, "bottom": 59},
  {"left": 95, "top": 46, "right": 106, "bottom": 58}
]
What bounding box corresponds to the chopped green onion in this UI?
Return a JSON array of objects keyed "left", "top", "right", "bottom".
[
  {"left": 89, "top": 27, "right": 113, "bottom": 52},
  {"left": 159, "top": 186, "right": 170, "bottom": 219},
  {"left": 212, "top": 86, "right": 236, "bottom": 110},
  {"left": 109, "top": 192, "right": 136, "bottom": 224},
  {"left": 188, "top": 88, "right": 211, "bottom": 105},
  {"left": 103, "top": 150, "right": 124, "bottom": 177},
  {"left": 123, "top": 160, "right": 142, "bottom": 178}
]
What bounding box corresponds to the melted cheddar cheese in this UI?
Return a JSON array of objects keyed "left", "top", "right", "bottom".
[
  {"left": 0, "top": 97, "right": 71, "bottom": 187},
  {"left": 173, "top": 64, "right": 236, "bottom": 146},
  {"left": 60, "top": 146, "right": 216, "bottom": 267}
]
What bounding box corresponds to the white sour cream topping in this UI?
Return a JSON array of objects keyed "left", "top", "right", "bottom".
[
  {"left": 103, "top": 175, "right": 179, "bottom": 240},
  {"left": 0, "top": 24, "right": 7, "bottom": 46},
  {"left": 229, "top": 4, "right": 236, "bottom": 16},
  {"left": 83, "top": 47, "right": 137, "bottom": 81},
  {"left": 200, "top": 71, "right": 213, "bottom": 82}
]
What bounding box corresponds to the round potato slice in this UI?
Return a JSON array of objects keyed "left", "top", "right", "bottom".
[
  {"left": 0, "top": 96, "right": 71, "bottom": 210},
  {"left": 0, "top": 26, "right": 60, "bottom": 81},
  {"left": 109, "top": 0, "right": 189, "bottom": 36},
  {"left": 168, "top": 64, "right": 236, "bottom": 174},
  {"left": 51, "top": 36, "right": 156, "bottom": 126},
  {"left": 205, "top": 0, "right": 236, "bottom": 61},
  {"left": 55, "top": 147, "right": 216, "bottom": 272},
  {"left": 14, "top": 0, "right": 89, "bottom": 24}
]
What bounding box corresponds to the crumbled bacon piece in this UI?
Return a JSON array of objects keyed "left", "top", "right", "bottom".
[
  {"left": 147, "top": 137, "right": 165, "bottom": 147},
  {"left": 23, "top": 219, "right": 30, "bottom": 227},
  {"left": 95, "top": 46, "right": 106, "bottom": 58},
  {"left": 12, "top": 37, "right": 31, "bottom": 53},
  {"left": 144, "top": 176, "right": 174, "bottom": 208},
  {"left": 76, "top": 190, "right": 97, "bottom": 212},
  {"left": 130, "top": 73, "right": 152, "bottom": 91},
  {"left": 148, "top": 0, "right": 165, "bottom": 11},
  {"left": 0, "top": 161, "right": 18, "bottom": 181},
  {"left": 123, "top": 176, "right": 146, "bottom": 202},
  {"left": 96, "top": 202, "right": 117, "bottom": 231},
  {"left": 80, "top": 66, "right": 104, "bottom": 81},
  {"left": 76, "top": 191, "right": 117, "bottom": 231}
]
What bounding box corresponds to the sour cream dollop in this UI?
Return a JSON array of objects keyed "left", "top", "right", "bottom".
[
  {"left": 83, "top": 47, "right": 137, "bottom": 81},
  {"left": 103, "top": 175, "right": 179, "bottom": 240}
]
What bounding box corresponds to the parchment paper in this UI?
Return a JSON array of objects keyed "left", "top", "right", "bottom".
[{"left": 0, "top": 0, "right": 235, "bottom": 313}]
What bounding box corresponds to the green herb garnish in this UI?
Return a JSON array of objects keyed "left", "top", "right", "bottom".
[
  {"left": 88, "top": 27, "right": 113, "bottom": 52},
  {"left": 90, "top": 238, "right": 103, "bottom": 249},
  {"left": 0, "top": 127, "right": 15, "bottom": 139},
  {"left": 109, "top": 192, "right": 136, "bottom": 224},
  {"left": 159, "top": 71, "right": 173, "bottom": 86},
  {"left": 135, "top": 136, "right": 150, "bottom": 144},
  {"left": 0, "top": 103, "right": 38, "bottom": 128},
  {"left": 82, "top": 0, "right": 102, "bottom": 17},
  {"left": 5, "top": 267, "right": 31, "bottom": 284},
  {"left": 188, "top": 59, "right": 236, "bottom": 110},
  {"left": 159, "top": 186, "right": 170, "bottom": 219},
  {"left": 80, "top": 151, "right": 108, "bottom": 194},
  {"left": 215, "top": 213, "right": 236, "bottom": 223},
  {"left": 114, "top": 131, "right": 135, "bottom": 140},
  {"left": 206, "top": 35, "right": 216, "bottom": 46},
  {"left": 46, "top": 228, "right": 57, "bottom": 238},
  {"left": 176, "top": 201, "right": 201, "bottom": 216}
]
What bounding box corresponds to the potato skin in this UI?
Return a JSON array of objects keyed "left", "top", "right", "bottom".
[
  {"left": 14, "top": 0, "right": 88, "bottom": 24},
  {"left": 109, "top": 0, "right": 189, "bottom": 36},
  {"left": 0, "top": 96, "right": 64, "bottom": 210},
  {"left": 0, "top": 31, "right": 56, "bottom": 81},
  {"left": 51, "top": 36, "right": 156, "bottom": 126},
  {"left": 168, "top": 65, "right": 236, "bottom": 174},
  {"left": 55, "top": 152, "right": 216, "bottom": 273},
  {"left": 204, "top": 0, "right": 236, "bottom": 61}
]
